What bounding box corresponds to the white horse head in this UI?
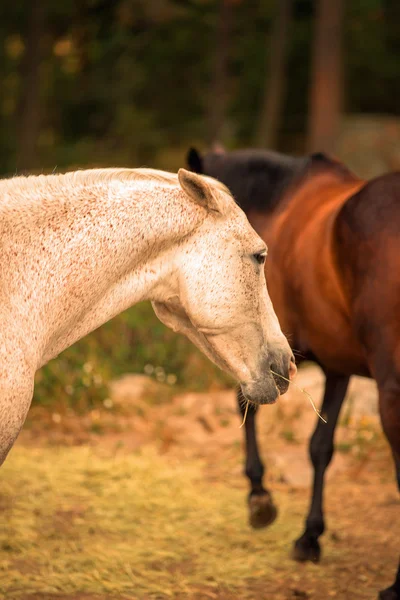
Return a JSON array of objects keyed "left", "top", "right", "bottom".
[
  {"left": 0, "top": 166, "right": 295, "bottom": 465},
  {"left": 152, "top": 169, "right": 296, "bottom": 404}
]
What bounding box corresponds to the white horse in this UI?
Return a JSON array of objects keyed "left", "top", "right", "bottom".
[{"left": 0, "top": 167, "right": 295, "bottom": 465}]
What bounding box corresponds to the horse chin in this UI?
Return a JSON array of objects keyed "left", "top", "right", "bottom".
[{"left": 240, "top": 378, "right": 280, "bottom": 406}]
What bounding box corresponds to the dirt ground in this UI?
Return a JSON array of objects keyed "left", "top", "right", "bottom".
[{"left": 2, "top": 365, "right": 399, "bottom": 600}]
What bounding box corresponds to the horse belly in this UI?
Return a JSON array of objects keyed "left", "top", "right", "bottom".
[{"left": 303, "top": 317, "right": 369, "bottom": 376}]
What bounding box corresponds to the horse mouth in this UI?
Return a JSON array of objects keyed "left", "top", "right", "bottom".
[
  {"left": 259, "top": 383, "right": 280, "bottom": 405},
  {"left": 240, "top": 377, "right": 280, "bottom": 405}
]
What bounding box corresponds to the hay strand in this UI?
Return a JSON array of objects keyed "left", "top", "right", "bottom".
[{"left": 270, "top": 370, "right": 327, "bottom": 423}]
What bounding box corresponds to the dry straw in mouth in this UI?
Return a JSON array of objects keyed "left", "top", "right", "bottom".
[{"left": 239, "top": 370, "right": 327, "bottom": 428}]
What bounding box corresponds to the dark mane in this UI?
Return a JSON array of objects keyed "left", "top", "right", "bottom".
[
  {"left": 201, "top": 149, "right": 307, "bottom": 214},
  {"left": 187, "top": 148, "right": 358, "bottom": 215}
]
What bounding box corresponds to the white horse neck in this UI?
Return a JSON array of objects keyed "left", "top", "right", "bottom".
[{"left": 0, "top": 168, "right": 205, "bottom": 368}]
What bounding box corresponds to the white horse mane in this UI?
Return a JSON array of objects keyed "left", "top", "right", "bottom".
[{"left": 0, "top": 167, "right": 231, "bottom": 200}]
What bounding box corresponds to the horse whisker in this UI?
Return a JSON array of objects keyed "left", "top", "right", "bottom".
[{"left": 270, "top": 370, "right": 327, "bottom": 424}]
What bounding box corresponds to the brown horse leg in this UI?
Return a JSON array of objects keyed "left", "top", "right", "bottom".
[
  {"left": 292, "top": 372, "right": 350, "bottom": 562},
  {"left": 237, "top": 388, "right": 277, "bottom": 529},
  {"left": 377, "top": 385, "right": 400, "bottom": 600}
]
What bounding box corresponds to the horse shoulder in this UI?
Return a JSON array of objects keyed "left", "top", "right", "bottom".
[{"left": 265, "top": 178, "right": 366, "bottom": 371}]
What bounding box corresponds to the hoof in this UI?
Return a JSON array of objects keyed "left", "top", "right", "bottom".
[
  {"left": 379, "top": 586, "right": 400, "bottom": 600},
  {"left": 292, "top": 534, "right": 321, "bottom": 563},
  {"left": 248, "top": 491, "right": 278, "bottom": 529}
]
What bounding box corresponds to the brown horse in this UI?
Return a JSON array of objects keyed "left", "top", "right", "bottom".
[{"left": 187, "top": 147, "right": 400, "bottom": 600}]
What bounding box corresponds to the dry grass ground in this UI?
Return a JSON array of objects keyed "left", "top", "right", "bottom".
[{"left": 1, "top": 366, "right": 399, "bottom": 600}]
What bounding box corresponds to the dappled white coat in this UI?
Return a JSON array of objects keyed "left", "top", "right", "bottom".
[{"left": 0, "top": 167, "right": 293, "bottom": 464}]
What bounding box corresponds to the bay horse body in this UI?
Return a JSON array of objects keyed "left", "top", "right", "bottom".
[
  {"left": 187, "top": 147, "right": 400, "bottom": 600},
  {"left": 0, "top": 166, "right": 295, "bottom": 467}
]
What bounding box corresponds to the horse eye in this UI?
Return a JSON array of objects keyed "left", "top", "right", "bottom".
[{"left": 253, "top": 252, "right": 267, "bottom": 265}]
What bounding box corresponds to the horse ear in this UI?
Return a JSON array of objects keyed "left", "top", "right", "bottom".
[
  {"left": 178, "top": 168, "right": 220, "bottom": 213},
  {"left": 186, "top": 147, "right": 203, "bottom": 174}
]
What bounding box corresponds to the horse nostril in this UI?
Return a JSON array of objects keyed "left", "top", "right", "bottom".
[{"left": 270, "top": 363, "right": 289, "bottom": 394}]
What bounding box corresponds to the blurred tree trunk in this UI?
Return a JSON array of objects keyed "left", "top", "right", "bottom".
[
  {"left": 207, "top": 0, "right": 235, "bottom": 146},
  {"left": 255, "top": 0, "right": 292, "bottom": 149},
  {"left": 16, "top": 0, "right": 46, "bottom": 172},
  {"left": 383, "top": 0, "right": 400, "bottom": 103},
  {"left": 307, "top": 0, "right": 344, "bottom": 153},
  {"left": 75, "top": 1, "right": 90, "bottom": 76}
]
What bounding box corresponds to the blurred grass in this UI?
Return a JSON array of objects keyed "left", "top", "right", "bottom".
[
  {"left": 33, "top": 301, "right": 234, "bottom": 411},
  {"left": 0, "top": 446, "right": 311, "bottom": 600}
]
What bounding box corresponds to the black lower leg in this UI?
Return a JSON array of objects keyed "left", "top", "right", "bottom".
[
  {"left": 378, "top": 385, "right": 400, "bottom": 599},
  {"left": 237, "top": 388, "right": 264, "bottom": 493},
  {"left": 237, "top": 388, "right": 277, "bottom": 528},
  {"left": 379, "top": 458, "right": 400, "bottom": 598},
  {"left": 293, "top": 372, "right": 350, "bottom": 563},
  {"left": 379, "top": 561, "right": 400, "bottom": 600}
]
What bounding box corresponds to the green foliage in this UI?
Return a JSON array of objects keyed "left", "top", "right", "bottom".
[
  {"left": 346, "top": 0, "right": 400, "bottom": 114},
  {"left": 33, "top": 302, "right": 234, "bottom": 409},
  {"left": 0, "top": 0, "right": 399, "bottom": 175}
]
